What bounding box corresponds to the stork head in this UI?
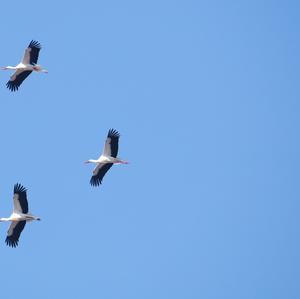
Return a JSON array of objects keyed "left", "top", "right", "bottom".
[
  {"left": 32, "top": 64, "right": 42, "bottom": 71},
  {"left": 84, "top": 160, "right": 91, "bottom": 164},
  {"left": 32, "top": 65, "right": 48, "bottom": 73}
]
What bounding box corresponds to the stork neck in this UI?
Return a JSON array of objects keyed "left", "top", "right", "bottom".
[
  {"left": 89, "top": 159, "right": 99, "bottom": 163},
  {"left": 0, "top": 217, "right": 10, "bottom": 222}
]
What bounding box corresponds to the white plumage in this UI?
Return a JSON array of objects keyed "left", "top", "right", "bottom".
[
  {"left": 0, "top": 183, "right": 40, "bottom": 248},
  {"left": 1, "top": 40, "right": 48, "bottom": 91},
  {"left": 85, "top": 129, "right": 128, "bottom": 186}
]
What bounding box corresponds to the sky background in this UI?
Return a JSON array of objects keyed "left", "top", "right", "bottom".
[{"left": 0, "top": 1, "right": 299, "bottom": 298}]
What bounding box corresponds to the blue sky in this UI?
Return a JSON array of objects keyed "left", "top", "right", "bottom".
[{"left": 0, "top": 1, "right": 299, "bottom": 298}]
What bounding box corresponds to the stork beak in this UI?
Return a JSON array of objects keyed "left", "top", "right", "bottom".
[
  {"left": 0, "top": 67, "right": 7, "bottom": 70},
  {"left": 84, "top": 160, "right": 90, "bottom": 164}
]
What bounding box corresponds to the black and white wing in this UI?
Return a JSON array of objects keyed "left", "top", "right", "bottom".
[
  {"left": 13, "top": 183, "right": 28, "bottom": 214},
  {"left": 6, "top": 70, "right": 32, "bottom": 91},
  {"left": 22, "top": 40, "right": 41, "bottom": 65},
  {"left": 90, "top": 163, "right": 113, "bottom": 186},
  {"left": 103, "top": 129, "right": 120, "bottom": 158},
  {"left": 5, "top": 221, "right": 26, "bottom": 248},
  {"left": 7, "top": 40, "right": 42, "bottom": 91}
]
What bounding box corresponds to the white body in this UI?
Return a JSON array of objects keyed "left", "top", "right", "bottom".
[
  {"left": 3, "top": 63, "right": 48, "bottom": 73},
  {"left": 1, "top": 40, "right": 48, "bottom": 91},
  {"left": 87, "top": 155, "right": 127, "bottom": 165},
  {"left": 0, "top": 184, "right": 40, "bottom": 247},
  {"left": 85, "top": 129, "right": 128, "bottom": 186},
  {"left": 0, "top": 213, "right": 40, "bottom": 222}
]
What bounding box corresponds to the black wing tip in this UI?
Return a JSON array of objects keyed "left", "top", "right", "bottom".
[
  {"left": 14, "top": 183, "right": 27, "bottom": 194},
  {"left": 108, "top": 128, "right": 120, "bottom": 139},
  {"left": 5, "top": 238, "right": 19, "bottom": 248},
  {"left": 90, "top": 177, "right": 103, "bottom": 187},
  {"left": 6, "top": 81, "right": 18, "bottom": 92},
  {"left": 29, "top": 40, "right": 41, "bottom": 49}
]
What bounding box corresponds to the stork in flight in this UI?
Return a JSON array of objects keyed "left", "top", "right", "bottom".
[
  {"left": 85, "top": 129, "right": 129, "bottom": 186},
  {"left": 1, "top": 40, "right": 48, "bottom": 91},
  {"left": 0, "top": 183, "right": 40, "bottom": 248}
]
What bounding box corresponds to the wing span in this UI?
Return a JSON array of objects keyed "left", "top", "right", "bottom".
[
  {"left": 6, "top": 221, "right": 26, "bottom": 248},
  {"left": 90, "top": 163, "right": 113, "bottom": 186},
  {"left": 6, "top": 70, "right": 32, "bottom": 91},
  {"left": 22, "top": 40, "right": 41, "bottom": 65},
  {"left": 103, "top": 129, "right": 120, "bottom": 157},
  {"left": 13, "top": 183, "right": 28, "bottom": 214}
]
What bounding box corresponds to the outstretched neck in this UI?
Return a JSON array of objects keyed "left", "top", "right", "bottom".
[
  {"left": 0, "top": 217, "right": 10, "bottom": 222},
  {"left": 1, "top": 66, "right": 16, "bottom": 70},
  {"left": 85, "top": 159, "right": 99, "bottom": 164}
]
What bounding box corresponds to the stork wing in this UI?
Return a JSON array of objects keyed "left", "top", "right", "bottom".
[
  {"left": 13, "top": 183, "right": 28, "bottom": 214},
  {"left": 90, "top": 163, "right": 113, "bottom": 186},
  {"left": 22, "top": 40, "right": 41, "bottom": 65},
  {"left": 103, "top": 129, "right": 120, "bottom": 158},
  {"left": 5, "top": 221, "right": 26, "bottom": 248},
  {"left": 6, "top": 70, "right": 32, "bottom": 91},
  {"left": 22, "top": 47, "right": 31, "bottom": 65}
]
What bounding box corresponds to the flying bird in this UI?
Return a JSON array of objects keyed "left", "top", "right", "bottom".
[
  {"left": 85, "top": 129, "right": 129, "bottom": 186},
  {"left": 1, "top": 40, "right": 48, "bottom": 91},
  {"left": 0, "top": 184, "right": 40, "bottom": 248}
]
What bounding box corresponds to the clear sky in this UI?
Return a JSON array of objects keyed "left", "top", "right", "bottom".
[{"left": 0, "top": 1, "right": 299, "bottom": 298}]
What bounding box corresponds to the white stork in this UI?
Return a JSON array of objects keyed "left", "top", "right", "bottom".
[
  {"left": 0, "top": 183, "right": 40, "bottom": 248},
  {"left": 1, "top": 40, "right": 48, "bottom": 91},
  {"left": 85, "top": 129, "right": 129, "bottom": 186}
]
